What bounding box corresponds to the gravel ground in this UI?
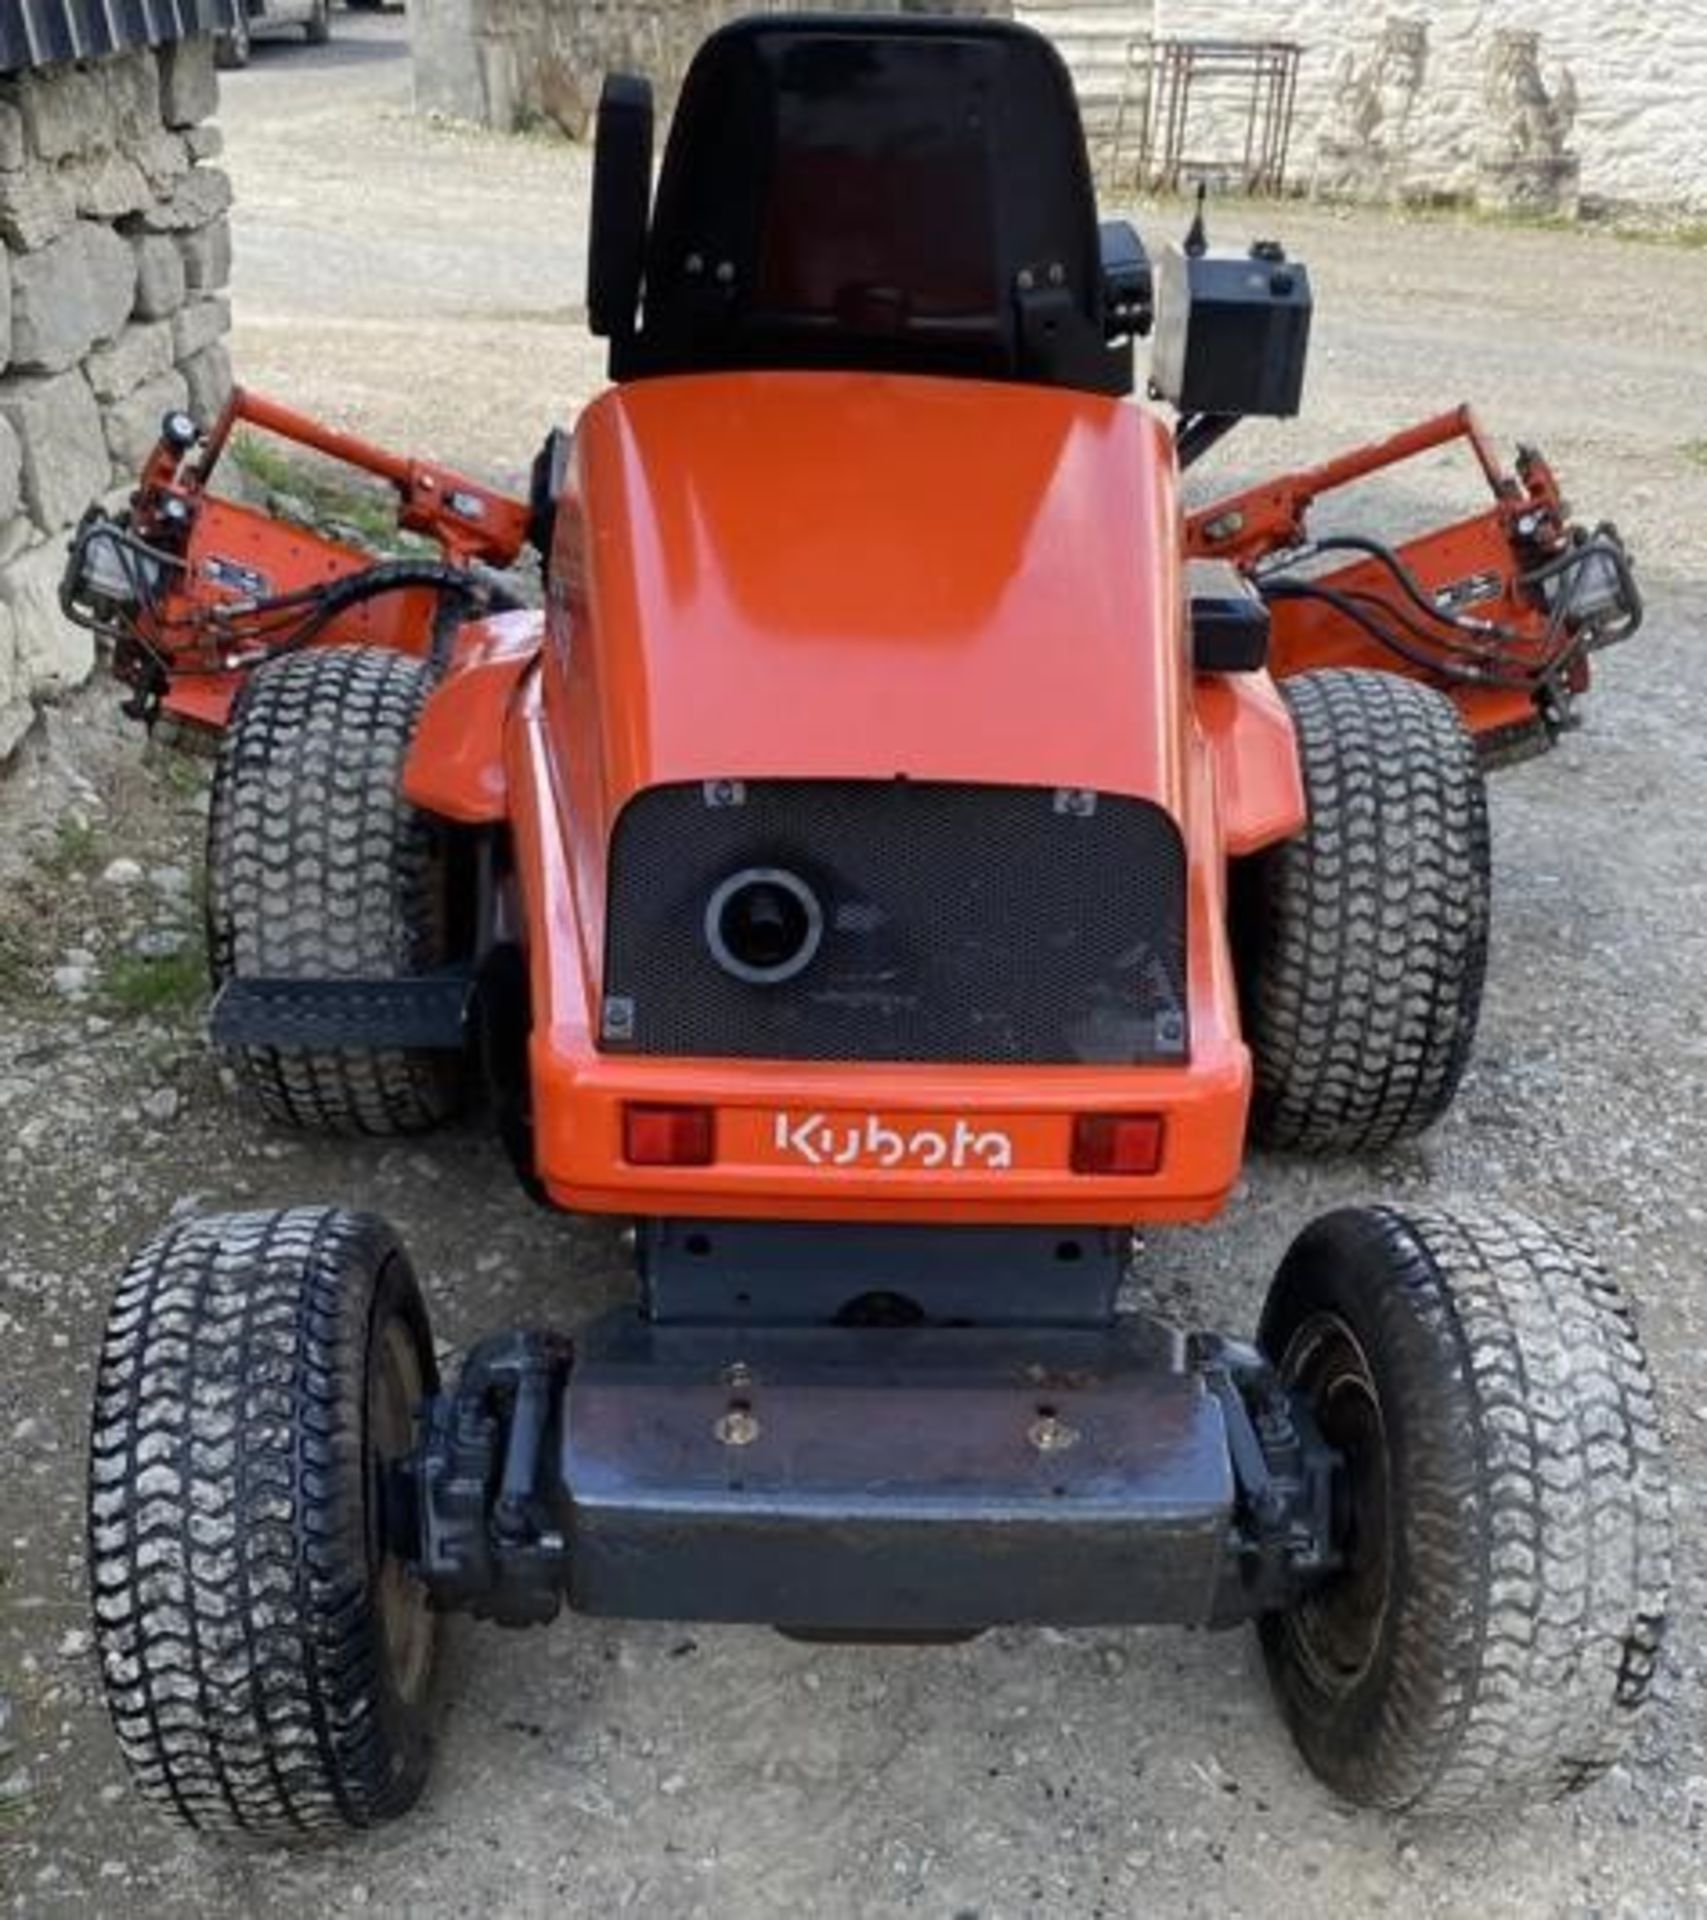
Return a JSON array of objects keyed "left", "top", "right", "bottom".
[{"left": 3, "top": 17, "right": 1707, "bottom": 1918}]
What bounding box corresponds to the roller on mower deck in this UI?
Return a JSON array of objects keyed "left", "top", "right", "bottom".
[{"left": 71, "top": 15, "right": 1669, "bottom": 1841}]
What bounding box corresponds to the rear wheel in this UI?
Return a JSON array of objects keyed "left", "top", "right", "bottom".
[
  {"left": 1259, "top": 1202, "right": 1671, "bottom": 1815},
  {"left": 1236, "top": 669, "right": 1490, "bottom": 1155},
  {"left": 305, "top": 0, "right": 332, "bottom": 44},
  {"left": 207, "top": 646, "right": 464, "bottom": 1135},
  {"left": 87, "top": 1209, "right": 440, "bottom": 1839}
]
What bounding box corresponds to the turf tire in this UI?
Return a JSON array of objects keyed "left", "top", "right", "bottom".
[
  {"left": 207, "top": 645, "right": 462, "bottom": 1135},
  {"left": 1236, "top": 668, "right": 1490, "bottom": 1154},
  {"left": 1259, "top": 1202, "right": 1671, "bottom": 1815},
  {"left": 87, "top": 1209, "right": 441, "bottom": 1840}
]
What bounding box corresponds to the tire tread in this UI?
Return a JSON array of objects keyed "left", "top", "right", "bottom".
[
  {"left": 1242, "top": 669, "right": 1490, "bottom": 1154},
  {"left": 1261, "top": 1201, "right": 1672, "bottom": 1814},
  {"left": 206, "top": 646, "right": 457, "bottom": 1136},
  {"left": 87, "top": 1208, "right": 435, "bottom": 1838}
]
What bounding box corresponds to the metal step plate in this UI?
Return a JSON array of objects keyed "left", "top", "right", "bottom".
[{"left": 209, "top": 971, "right": 474, "bottom": 1052}]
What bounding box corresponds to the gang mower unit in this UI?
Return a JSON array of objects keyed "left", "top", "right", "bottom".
[{"left": 71, "top": 16, "right": 1669, "bottom": 1839}]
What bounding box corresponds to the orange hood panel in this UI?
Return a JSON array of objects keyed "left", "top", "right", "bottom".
[{"left": 551, "top": 373, "right": 1188, "bottom": 828}]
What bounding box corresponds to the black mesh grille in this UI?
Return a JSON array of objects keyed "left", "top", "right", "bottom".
[{"left": 602, "top": 780, "right": 1189, "bottom": 1066}]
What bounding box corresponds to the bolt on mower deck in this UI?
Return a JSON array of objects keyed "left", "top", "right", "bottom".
[{"left": 70, "top": 13, "right": 1668, "bottom": 1842}]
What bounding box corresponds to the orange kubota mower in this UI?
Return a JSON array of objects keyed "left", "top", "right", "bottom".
[{"left": 70, "top": 17, "right": 1668, "bottom": 1839}]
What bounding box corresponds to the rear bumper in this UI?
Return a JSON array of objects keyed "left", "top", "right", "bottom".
[
  {"left": 566, "top": 1317, "right": 1235, "bottom": 1630},
  {"left": 530, "top": 1038, "right": 1251, "bottom": 1224}
]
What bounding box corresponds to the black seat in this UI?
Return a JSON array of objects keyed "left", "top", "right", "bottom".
[{"left": 590, "top": 14, "right": 1137, "bottom": 397}]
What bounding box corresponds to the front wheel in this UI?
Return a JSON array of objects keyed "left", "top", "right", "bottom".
[
  {"left": 87, "top": 1209, "right": 441, "bottom": 1839},
  {"left": 1259, "top": 1202, "right": 1671, "bottom": 1815}
]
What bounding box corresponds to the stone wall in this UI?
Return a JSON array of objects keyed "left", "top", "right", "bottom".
[
  {"left": 410, "top": 0, "right": 1006, "bottom": 138},
  {"left": 1151, "top": 1, "right": 1707, "bottom": 215},
  {"left": 413, "top": 1, "right": 1707, "bottom": 217},
  {"left": 411, "top": 0, "right": 729, "bottom": 137},
  {"left": 0, "top": 38, "right": 234, "bottom": 760}
]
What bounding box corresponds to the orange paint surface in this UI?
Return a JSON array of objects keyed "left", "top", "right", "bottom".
[
  {"left": 471, "top": 372, "right": 1301, "bottom": 1224},
  {"left": 539, "top": 371, "right": 1192, "bottom": 966},
  {"left": 404, "top": 611, "right": 543, "bottom": 823}
]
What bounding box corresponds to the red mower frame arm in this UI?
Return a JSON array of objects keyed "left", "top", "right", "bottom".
[
  {"left": 1183, "top": 404, "right": 1640, "bottom": 756},
  {"left": 67, "top": 391, "right": 535, "bottom": 735},
  {"left": 1184, "top": 406, "right": 1545, "bottom": 567},
  {"left": 186, "top": 388, "right": 534, "bottom": 571}
]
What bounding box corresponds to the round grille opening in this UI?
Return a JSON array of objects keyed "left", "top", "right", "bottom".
[{"left": 705, "top": 867, "right": 824, "bottom": 985}]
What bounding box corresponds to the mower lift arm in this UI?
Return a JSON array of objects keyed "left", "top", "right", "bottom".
[
  {"left": 193, "top": 389, "right": 533, "bottom": 570},
  {"left": 1186, "top": 406, "right": 1517, "bottom": 567},
  {"left": 1183, "top": 404, "right": 1643, "bottom": 756}
]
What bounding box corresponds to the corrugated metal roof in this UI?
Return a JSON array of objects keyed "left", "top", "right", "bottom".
[{"left": 1, "top": 0, "right": 238, "bottom": 73}]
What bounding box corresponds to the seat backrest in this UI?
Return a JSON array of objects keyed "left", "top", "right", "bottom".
[{"left": 591, "top": 15, "right": 1132, "bottom": 397}]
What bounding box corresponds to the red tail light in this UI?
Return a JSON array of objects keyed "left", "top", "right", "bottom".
[
  {"left": 623, "top": 1103, "right": 716, "bottom": 1166},
  {"left": 1071, "top": 1112, "right": 1164, "bottom": 1176}
]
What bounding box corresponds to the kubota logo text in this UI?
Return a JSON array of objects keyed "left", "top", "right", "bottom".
[{"left": 773, "top": 1112, "right": 1015, "bottom": 1170}]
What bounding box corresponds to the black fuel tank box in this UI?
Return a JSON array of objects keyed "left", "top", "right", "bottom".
[{"left": 1149, "top": 242, "right": 1312, "bottom": 419}]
